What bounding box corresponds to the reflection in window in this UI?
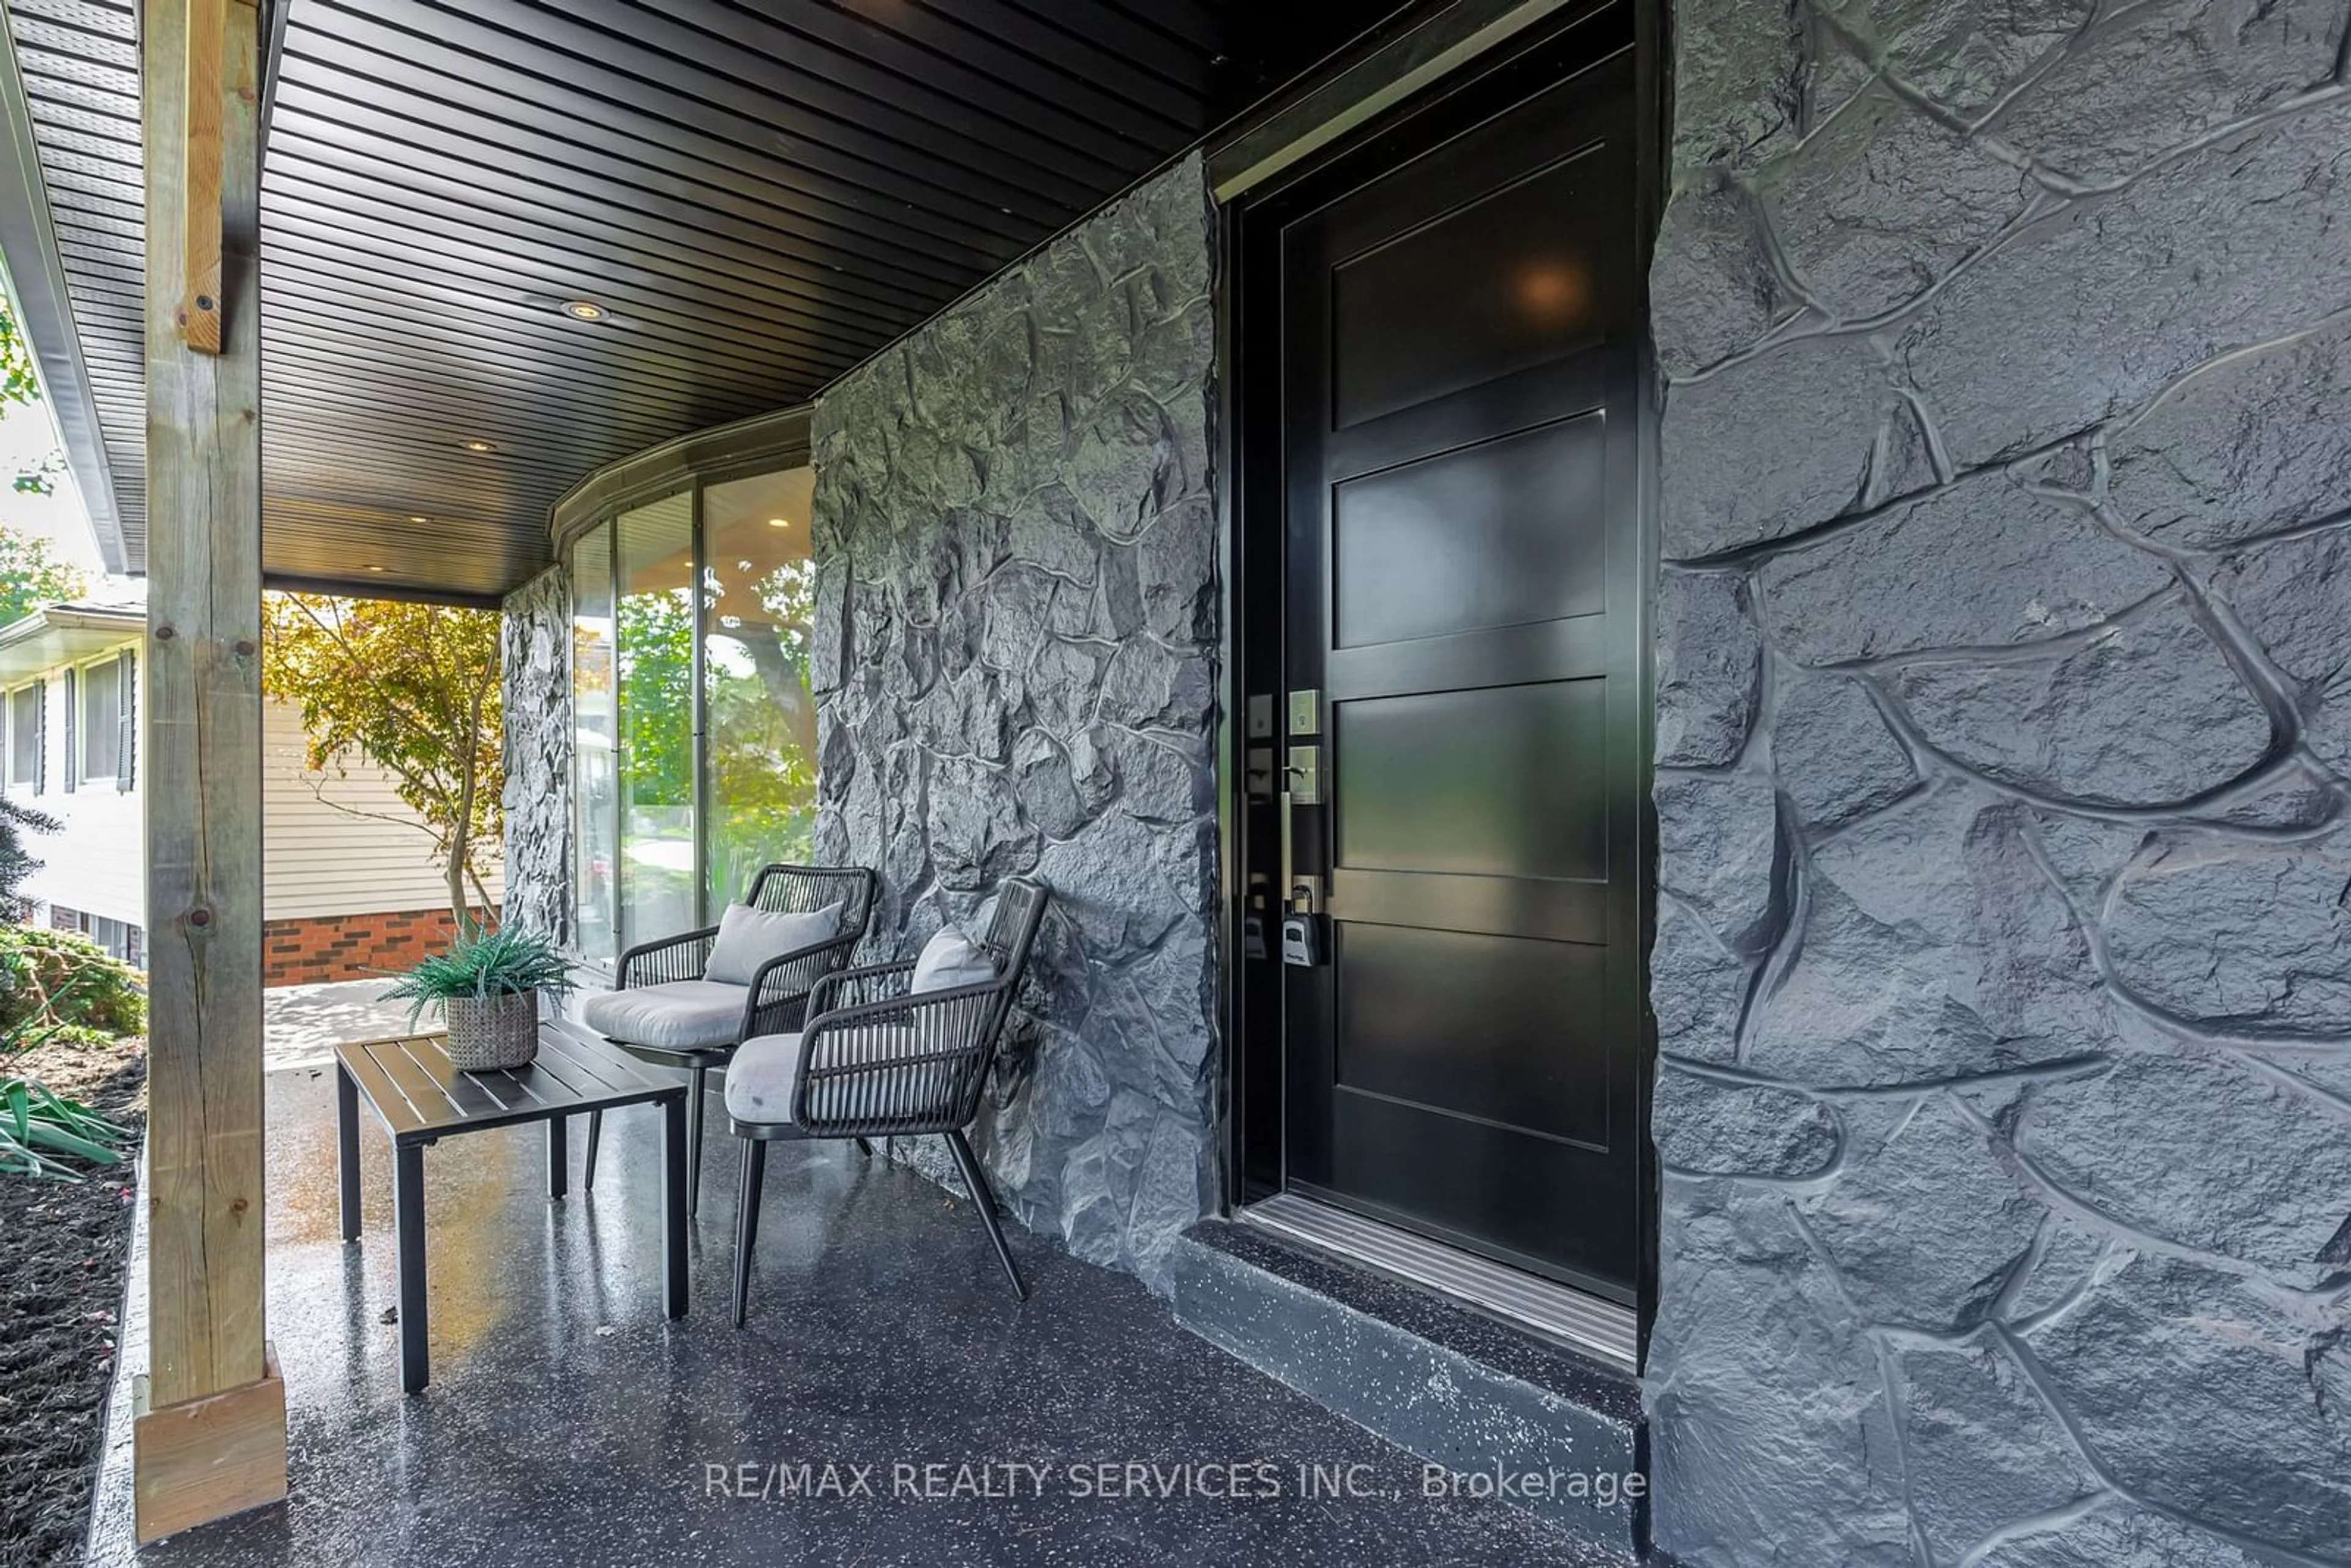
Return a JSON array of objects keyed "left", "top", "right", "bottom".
[
  {"left": 568, "top": 462, "right": 820, "bottom": 970},
  {"left": 570, "top": 521, "right": 616, "bottom": 967},
  {"left": 701, "top": 469, "right": 817, "bottom": 910},
  {"left": 616, "top": 492, "right": 697, "bottom": 952}
]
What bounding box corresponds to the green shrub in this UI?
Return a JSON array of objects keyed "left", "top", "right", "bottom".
[{"left": 0, "top": 924, "right": 146, "bottom": 1040}]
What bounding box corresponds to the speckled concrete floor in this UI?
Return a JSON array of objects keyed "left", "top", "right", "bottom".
[{"left": 86, "top": 1065, "right": 1595, "bottom": 1567}]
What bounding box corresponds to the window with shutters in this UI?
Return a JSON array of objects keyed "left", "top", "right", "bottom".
[
  {"left": 81, "top": 656, "right": 121, "bottom": 781},
  {"left": 8, "top": 685, "right": 41, "bottom": 792},
  {"left": 62, "top": 669, "right": 76, "bottom": 792},
  {"left": 116, "top": 650, "right": 134, "bottom": 790}
]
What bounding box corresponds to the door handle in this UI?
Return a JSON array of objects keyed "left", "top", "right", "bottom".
[{"left": 1283, "top": 744, "right": 1321, "bottom": 805}]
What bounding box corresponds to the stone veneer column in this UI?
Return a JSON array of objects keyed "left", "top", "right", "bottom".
[
  {"left": 500, "top": 564, "right": 572, "bottom": 950},
  {"left": 1646, "top": 0, "right": 2351, "bottom": 1561},
  {"left": 809, "top": 156, "right": 1220, "bottom": 1288}
]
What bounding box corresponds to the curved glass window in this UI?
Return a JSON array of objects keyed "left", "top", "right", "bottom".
[
  {"left": 615, "top": 491, "right": 698, "bottom": 952},
  {"left": 701, "top": 468, "right": 817, "bottom": 912},
  {"left": 569, "top": 520, "right": 617, "bottom": 967},
  {"left": 567, "top": 459, "right": 814, "bottom": 970}
]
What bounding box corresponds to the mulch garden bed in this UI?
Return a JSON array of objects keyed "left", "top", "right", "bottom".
[{"left": 0, "top": 1037, "right": 146, "bottom": 1568}]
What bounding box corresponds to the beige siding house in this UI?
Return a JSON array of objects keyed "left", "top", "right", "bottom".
[{"left": 0, "top": 595, "right": 499, "bottom": 982}]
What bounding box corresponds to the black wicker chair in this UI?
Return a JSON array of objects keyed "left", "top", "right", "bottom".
[
  {"left": 580, "top": 863, "right": 876, "bottom": 1215},
  {"left": 724, "top": 877, "right": 1051, "bottom": 1325}
]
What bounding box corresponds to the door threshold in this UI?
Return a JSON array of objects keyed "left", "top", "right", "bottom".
[{"left": 1237, "top": 1192, "right": 1638, "bottom": 1373}]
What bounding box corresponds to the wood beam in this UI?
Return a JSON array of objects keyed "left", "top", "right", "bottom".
[
  {"left": 135, "top": 0, "right": 285, "bottom": 1540},
  {"left": 179, "top": 0, "right": 225, "bottom": 353}
]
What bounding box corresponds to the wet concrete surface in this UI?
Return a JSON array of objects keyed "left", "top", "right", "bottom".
[
  {"left": 86, "top": 1065, "right": 1592, "bottom": 1567},
  {"left": 262, "top": 980, "right": 418, "bottom": 1072}
]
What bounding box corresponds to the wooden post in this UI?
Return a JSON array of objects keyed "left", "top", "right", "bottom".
[{"left": 133, "top": 0, "right": 287, "bottom": 1541}]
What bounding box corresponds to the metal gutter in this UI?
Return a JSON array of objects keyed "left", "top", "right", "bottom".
[{"left": 0, "top": 601, "right": 146, "bottom": 681}]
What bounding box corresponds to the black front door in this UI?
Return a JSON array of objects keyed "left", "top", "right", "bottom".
[{"left": 1243, "top": 36, "right": 1648, "bottom": 1303}]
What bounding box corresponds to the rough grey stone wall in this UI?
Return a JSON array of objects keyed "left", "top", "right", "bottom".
[
  {"left": 1649, "top": 1, "right": 2351, "bottom": 1562},
  {"left": 808, "top": 156, "right": 1219, "bottom": 1288},
  {"left": 500, "top": 565, "right": 572, "bottom": 949}
]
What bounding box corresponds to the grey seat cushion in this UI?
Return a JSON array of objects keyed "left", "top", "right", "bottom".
[
  {"left": 727, "top": 1027, "right": 929, "bottom": 1127},
  {"left": 582, "top": 979, "right": 748, "bottom": 1051}
]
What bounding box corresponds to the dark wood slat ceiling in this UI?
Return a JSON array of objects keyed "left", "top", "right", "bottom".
[{"left": 4, "top": 0, "right": 1372, "bottom": 599}]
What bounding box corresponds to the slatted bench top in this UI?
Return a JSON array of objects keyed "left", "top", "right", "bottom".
[{"left": 337, "top": 1022, "right": 683, "bottom": 1145}]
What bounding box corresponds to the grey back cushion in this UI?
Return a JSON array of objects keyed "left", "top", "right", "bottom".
[
  {"left": 910, "top": 926, "right": 996, "bottom": 992},
  {"left": 704, "top": 900, "right": 843, "bottom": 986}
]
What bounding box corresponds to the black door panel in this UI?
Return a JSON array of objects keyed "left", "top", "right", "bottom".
[
  {"left": 1326, "top": 144, "right": 1613, "bottom": 429},
  {"left": 1333, "top": 921, "right": 1615, "bottom": 1148},
  {"left": 1332, "top": 413, "right": 1611, "bottom": 648},
  {"left": 1266, "top": 42, "right": 1648, "bottom": 1303},
  {"left": 1335, "top": 681, "right": 1609, "bottom": 881}
]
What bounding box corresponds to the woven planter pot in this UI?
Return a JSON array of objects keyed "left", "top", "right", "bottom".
[{"left": 444, "top": 991, "right": 540, "bottom": 1071}]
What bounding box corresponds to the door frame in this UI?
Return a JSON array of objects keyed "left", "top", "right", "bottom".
[{"left": 1209, "top": 0, "right": 1666, "bottom": 1351}]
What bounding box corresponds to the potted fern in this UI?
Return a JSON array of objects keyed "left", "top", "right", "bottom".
[{"left": 382, "top": 925, "right": 572, "bottom": 1071}]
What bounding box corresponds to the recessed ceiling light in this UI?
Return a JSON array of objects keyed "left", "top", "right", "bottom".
[
  {"left": 766, "top": 516, "right": 790, "bottom": 528},
  {"left": 406, "top": 514, "right": 430, "bottom": 525},
  {"left": 365, "top": 565, "right": 388, "bottom": 574},
  {"left": 561, "top": 299, "right": 607, "bottom": 321},
  {"left": 460, "top": 438, "right": 498, "bottom": 454}
]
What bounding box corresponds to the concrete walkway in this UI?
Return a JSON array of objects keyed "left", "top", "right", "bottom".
[{"left": 263, "top": 978, "right": 417, "bottom": 1071}]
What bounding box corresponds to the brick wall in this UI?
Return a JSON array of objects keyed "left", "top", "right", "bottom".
[{"left": 263, "top": 907, "right": 463, "bottom": 988}]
